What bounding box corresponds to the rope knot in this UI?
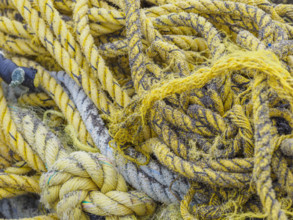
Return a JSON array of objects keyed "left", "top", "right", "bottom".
[{"left": 40, "top": 151, "right": 156, "bottom": 219}]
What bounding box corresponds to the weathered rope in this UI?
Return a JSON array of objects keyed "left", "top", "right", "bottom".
[
  {"left": 9, "top": 103, "right": 156, "bottom": 219},
  {"left": 50, "top": 70, "right": 189, "bottom": 203},
  {"left": 0, "top": 0, "right": 293, "bottom": 219}
]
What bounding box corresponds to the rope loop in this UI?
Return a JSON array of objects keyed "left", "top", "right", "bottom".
[
  {"left": 0, "top": 0, "right": 293, "bottom": 219},
  {"left": 40, "top": 151, "right": 156, "bottom": 219}
]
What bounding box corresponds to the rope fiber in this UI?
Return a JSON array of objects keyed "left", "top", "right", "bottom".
[{"left": 0, "top": 0, "right": 292, "bottom": 219}]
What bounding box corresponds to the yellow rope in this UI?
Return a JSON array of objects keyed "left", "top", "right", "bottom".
[
  {"left": 0, "top": 0, "right": 293, "bottom": 219},
  {"left": 0, "top": 140, "right": 21, "bottom": 169},
  {"left": 18, "top": 92, "right": 56, "bottom": 108},
  {"left": 0, "top": 81, "right": 45, "bottom": 172},
  {"left": 20, "top": 214, "right": 59, "bottom": 220},
  {"left": 40, "top": 152, "right": 156, "bottom": 219},
  {"left": 11, "top": 57, "right": 96, "bottom": 147}
]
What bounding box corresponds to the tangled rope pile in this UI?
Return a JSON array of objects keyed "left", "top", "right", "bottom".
[{"left": 0, "top": 0, "right": 292, "bottom": 219}]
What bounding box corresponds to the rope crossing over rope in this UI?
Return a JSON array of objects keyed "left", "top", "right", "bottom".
[{"left": 0, "top": 0, "right": 292, "bottom": 219}]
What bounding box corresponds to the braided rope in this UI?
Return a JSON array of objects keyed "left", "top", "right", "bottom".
[
  {"left": 0, "top": 0, "right": 293, "bottom": 219},
  {"left": 8, "top": 103, "right": 156, "bottom": 219},
  {"left": 40, "top": 152, "right": 156, "bottom": 219},
  {"left": 73, "top": 0, "right": 131, "bottom": 107},
  {"left": 11, "top": 57, "right": 96, "bottom": 147},
  {"left": 18, "top": 92, "right": 56, "bottom": 108},
  {"left": 252, "top": 74, "right": 286, "bottom": 219},
  {"left": 0, "top": 81, "right": 45, "bottom": 172},
  {"left": 51, "top": 70, "right": 189, "bottom": 204}
]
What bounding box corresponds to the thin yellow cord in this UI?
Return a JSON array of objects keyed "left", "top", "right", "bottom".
[{"left": 65, "top": 125, "right": 99, "bottom": 153}]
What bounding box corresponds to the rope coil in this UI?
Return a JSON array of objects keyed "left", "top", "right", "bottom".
[{"left": 0, "top": 0, "right": 292, "bottom": 219}]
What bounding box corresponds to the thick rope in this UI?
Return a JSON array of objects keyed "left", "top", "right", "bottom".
[
  {"left": 9, "top": 103, "right": 156, "bottom": 219},
  {"left": 50, "top": 70, "right": 189, "bottom": 203},
  {"left": 0, "top": 0, "right": 293, "bottom": 219}
]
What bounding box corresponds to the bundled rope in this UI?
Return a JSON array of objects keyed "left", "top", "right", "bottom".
[{"left": 0, "top": 0, "right": 292, "bottom": 219}]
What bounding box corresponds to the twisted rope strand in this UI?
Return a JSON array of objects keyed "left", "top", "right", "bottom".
[{"left": 0, "top": 0, "right": 293, "bottom": 219}]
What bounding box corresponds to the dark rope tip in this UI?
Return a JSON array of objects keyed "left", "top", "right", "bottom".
[
  {"left": 0, "top": 54, "right": 36, "bottom": 89},
  {"left": 10, "top": 67, "right": 25, "bottom": 87}
]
